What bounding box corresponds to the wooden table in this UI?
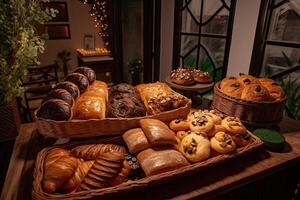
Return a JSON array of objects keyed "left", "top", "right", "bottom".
[{"left": 1, "top": 118, "right": 300, "bottom": 200}]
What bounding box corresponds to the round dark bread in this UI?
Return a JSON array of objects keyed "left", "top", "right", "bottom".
[
  {"left": 53, "top": 81, "right": 80, "bottom": 101},
  {"left": 37, "top": 99, "right": 71, "bottom": 121},
  {"left": 74, "top": 67, "right": 96, "bottom": 84},
  {"left": 109, "top": 83, "right": 138, "bottom": 97},
  {"left": 42, "top": 89, "right": 74, "bottom": 106},
  {"left": 65, "top": 73, "right": 89, "bottom": 94}
]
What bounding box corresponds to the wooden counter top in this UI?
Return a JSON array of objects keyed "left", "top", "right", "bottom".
[{"left": 1, "top": 118, "right": 300, "bottom": 200}]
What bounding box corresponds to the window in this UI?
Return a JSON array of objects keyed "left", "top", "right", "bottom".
[
  {"left": 250, "top": 0, "right": 300, "bottom": 119},
  {"left": 173, "top": 0, "right": 236, "bottom": 81}
]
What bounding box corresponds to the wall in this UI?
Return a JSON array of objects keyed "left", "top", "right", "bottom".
[
  {"left": 39, "top": 0, "right": 104, "bottom": 70},
  {"left": 226, "top": 0, "right": 261, "bottom": 76},
  {"left": 159, "top": 0, "right": 175, "bottom": 80},
  {"left": 159, "top": 0, "right": 262, "bottom": 78}
]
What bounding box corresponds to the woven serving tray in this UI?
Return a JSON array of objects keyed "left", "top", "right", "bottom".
[
  {"left": 211, "top": 82, "right": 286, "bottom": 127},
  {"left": 35, "top": 100, "right": 192, "bottom": 138},
  {"left": 32, "top": 133, "right": 263, "bottom": 200}
]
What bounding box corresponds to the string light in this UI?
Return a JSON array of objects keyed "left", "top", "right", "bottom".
[
  {"left": 79, "top": 0, "right": 109, "bottom": 49},
  {"left": 77, "top": 48, "right": 110, "bottom": 57}
]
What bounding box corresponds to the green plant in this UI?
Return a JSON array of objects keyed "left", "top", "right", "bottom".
[
  {"left": 0, "top": 0, "right": 56, "bottom": 106},
  {"left": 57, "top": 49, "right": 71, "bottom": 77},
  {"left": 264, "top": 51, "right": 300, "bottom": 120},
  {"left": 128, "top": 58, "right": 143, "bottom": 85}
]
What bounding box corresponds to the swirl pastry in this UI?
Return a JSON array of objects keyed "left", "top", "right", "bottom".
[{"left": 241, "top": 84, "right": 270, "bottom": 101}]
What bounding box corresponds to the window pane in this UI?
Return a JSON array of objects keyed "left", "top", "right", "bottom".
[
  {"left": 261, "top": 45, "right": 300, "bottom": 77},
  {"left": 202, "top": 0, "right": 229, "bottom": 35},
  {"left": 181, "top": 7, "right": 199, "bottom": 33},
  {"left": 200, "top": 37, "right": 226, "bottom": 68},
  {"left": 180, "top": 35, "right": 198, "bottom": 67},
  {"left": 269, "top": 2, "right": 300, "bottom": 43}
]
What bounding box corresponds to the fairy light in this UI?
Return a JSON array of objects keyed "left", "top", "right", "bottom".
[
  {"left": 79, "top": 0, "right": 109, "bottom": 49},
  {"left": 77, "top": 48, "right": 110, "bottom": 57}
]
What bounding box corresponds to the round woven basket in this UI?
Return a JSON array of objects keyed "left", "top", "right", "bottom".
[{"left": 211, "top": 82, "right": 286, "bottom": 127}]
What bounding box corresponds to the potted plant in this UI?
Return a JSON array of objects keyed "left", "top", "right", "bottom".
[
  {"left": 128, "top": 58, "right": 143, "bottom": 85},
  {"left": 57, "top": 49, "right": 71, "bottom": 77},
  {"left": 0, "top": 0, "right": 55, "bottom": 140}
]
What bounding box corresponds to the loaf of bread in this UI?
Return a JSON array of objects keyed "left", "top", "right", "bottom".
[
  {"left": 136, "top": 82, "right": 188, "bottom": 115},
  {"left": 137, "top": 148, "right": 189, "bottom": 176},
  {"left": 72, "top": 91, "right": 106, "bottom": 119}
]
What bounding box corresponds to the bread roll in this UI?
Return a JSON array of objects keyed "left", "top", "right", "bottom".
[
  {"left": 72, "top": 91, "right": 106, "bottom": 119},
  {"left": 241, "top": 83, "right": 270, "bottom": 101},
  {"left": 89, "top": 80, "right": 108, "bottom": 102},
  {"left": 137, "top": 148, "right": 189, "bottom": 176},
  {"left": 37, "top": 99, "right": 72, "bottom": 121},
  {"left": 66, "top": 73, "right": 89, "bottom": 94},
  {"left": 123, "top": 128, "right": 150, "bottom": 154},
  {"left": 42, "top": 89, "right": 74, "bottom": 106},
  {"left": 140, "top": 119, "right": 178, "bottom": 146},
  {"left": 54, "top": 81, "right": 80, "bottom": 101},
  {"left": 74, "top": 67, "right": 96, "bottom": 84}
]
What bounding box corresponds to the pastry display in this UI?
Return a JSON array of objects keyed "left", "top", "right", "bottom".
[
  {"left": 137, "top": 148, "right": 189, "bottom": 176},
  {"left": 169, "top": 67, "right": 212, "bottom": 86},
  {"left": 136, "top": 82, "right": 189, "bottom": 115},
  {"left": 241, "top": 84, "right": 270, "bottom": 101},
  {"left": 73, "top": 91, "right": 106, "bottom": 120},
  {"left": 170, "top": 68, "right": 195, "bottom": 86},
  {"left": 42, "top": 89, "right": 74, "bottom": 107},
  {"left": 54, "top": 81, "right": 80, "bottom": 101},
  {"left": 140, "top": 119, "right": 177, "bottom": 146},
  {"left": 36, "top": 99, "right": 72, "bottom": 121},
  {"left": 41, "top": 144, "right": 133, "bottom": 194},
  {"left": 190, "top": 69, "right": 212, "bottom": 83},
  {"left": 219, "top": 75, "right": 285, "bottom": 102},
  {"left": 123, "top": 128, "right": 150, "bottom": 154},
  {"left": 65, "top": 73, "right": 89, "bottom": 94},
  {"left": 179, "top": 132, "right": 210, "bottom": 162},
  {"left": 169, "top": 119, "right": 190, "bottom": 131},
  {"left": 107, "top": 83, "right": 146, "bottom": 118},
  {"left": 74, "top": 67, "right": 96, "bottom": 85},
  {"left": 210, "top": 132, "right": 236, "bottom": 154}
]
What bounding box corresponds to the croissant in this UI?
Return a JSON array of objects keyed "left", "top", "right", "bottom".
[
  {"left": 71, "top": 144, "right": 125, "bottom": 160},
  {"left": 43, "top": 148, "right": 79, "bottom": 193},
  {"left": 61, "top": 159, "right": 95, "bottom": 193},
  {"left": 42, "top": 144, "right": 130, "bottom": 194}
]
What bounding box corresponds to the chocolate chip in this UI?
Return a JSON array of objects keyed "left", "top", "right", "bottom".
[
  {"left": 255, "top": 85, "right": 261, "bottom": 92},
  {"left": 175, "top": 119, "right": 181, "bottom": 124},
  {"left": 192, "top": 121, "right": 197, "bottom": 126},
  {"left": 231, "top": 83, "right": 240, "bottom": 87},
  {"left": 186, "top": 147, "right": 194, "bottom": 154},
  {"left": 132, "top": 157, "right": 137, "bottom": 162},
  {"left": 244, "top": 78, "right": 251, "bottom": 84},
  {"left": 226, "top": 140, "right": 232, "bottom": 145}
]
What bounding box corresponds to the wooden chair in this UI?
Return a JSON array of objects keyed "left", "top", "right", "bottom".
[{"left": 21, "top": 64, "right": 58, "bottom": 121}]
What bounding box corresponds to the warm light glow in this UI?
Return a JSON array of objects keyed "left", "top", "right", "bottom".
[{"left": 77, "top": 48, "right": 110, "bottom": 56}]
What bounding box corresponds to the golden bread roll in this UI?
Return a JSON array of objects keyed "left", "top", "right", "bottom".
[
  {"left": 72, "top": 91, "right": 106, "bottom": 119},
  {"left": 123, "top": 128, "right": 150, "bottom": 154},
  {"left": 137, "top": 148, "right": 189, "bottom": 176},
  {"left": 140, "top": 119, "right": 178, "bottom": 146},
  {"left": 241, "top": 83, "right": 270, "bottom": 101}
]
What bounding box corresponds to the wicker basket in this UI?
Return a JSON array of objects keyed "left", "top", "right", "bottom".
[
  {"left": 35, "top": 100, "right": 192, "bottom": 138},
  {"left": 32, "top": 134, "right": 263, "bottom": 200},
  {"left": 211, "top": 83, "right": 286, "bottom": 127}
]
